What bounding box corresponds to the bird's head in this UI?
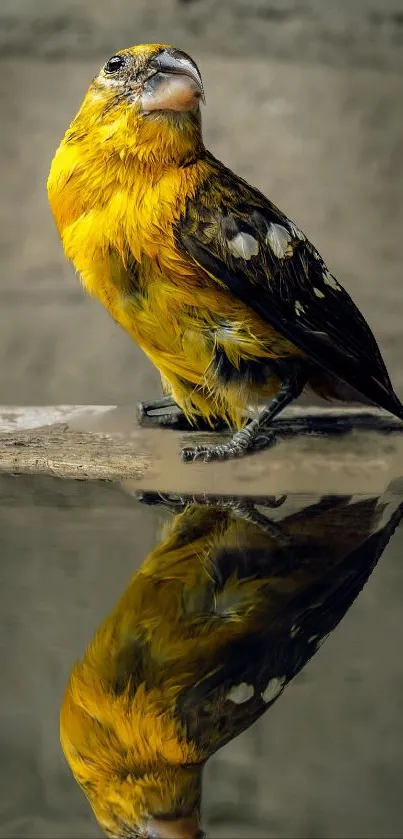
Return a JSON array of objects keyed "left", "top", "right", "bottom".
[
  {"left": 77, "top": 763, "right": 205, "bottom": 839},
  {"left": 89, "top": 765, "right": 205, "bottom": 839},
  {"left": 60, "top": 670, "right": 205, "bottom": 839},
  {"left": 67, "top": 44, "right": 205, "bottom": 168}
]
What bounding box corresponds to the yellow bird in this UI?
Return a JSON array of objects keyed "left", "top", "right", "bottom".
[
  {"left": 47, "top": 44, "right": 403, "bottom": 462},
  {"left": 60, "top": 491, "right": 402, "bottom": 838}
]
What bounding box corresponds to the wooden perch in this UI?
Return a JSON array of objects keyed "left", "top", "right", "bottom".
[{"left": 1, "top": 405, "right": 403, "bottom": 496}]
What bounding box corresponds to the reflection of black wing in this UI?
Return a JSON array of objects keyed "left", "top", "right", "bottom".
[
  {"left": 177, "top": 497, "right": 403, "bottom": 755},
  {"left": 176, "top": 155, "right": 403, "bottom": 418}
]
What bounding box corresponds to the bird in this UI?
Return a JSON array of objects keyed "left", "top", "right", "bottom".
[
  {"left": 60, "top": 490, "right": 403, "bottom": 838},
  {"left": 47, "top": 44, "right": 403, "bottom": 463}
]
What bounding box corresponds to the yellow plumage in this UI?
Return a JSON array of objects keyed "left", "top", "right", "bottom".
[{"left": 47, "top": 43, "right": 300, "bottom": 432}]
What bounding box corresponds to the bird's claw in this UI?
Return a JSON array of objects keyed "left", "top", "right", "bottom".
[
  {"left": 136, "top": 400, "right": 166, "bottom": 426},
  {"left": 134, "top": 490, "right": 188, "bottom": 510},
  {"left": 137, "top": 399, "right": 229, "bottom": 432},
  {"left": 136, "top": 401, "right": 148, "bottom": 423},
  {"left": 181, "top": 445, "right": 212, "bottom": 463},
  {"left": 137, "top": 398, "right": 189, "bottom": 429},
  {"left": 181, "top": 429, "right": 276, "bottom": 463},
  {"left": 181, "top": 441, "right": 248, "bottom": 464}
]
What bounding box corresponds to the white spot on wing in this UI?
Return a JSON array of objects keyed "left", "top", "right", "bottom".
[
  {"left": 290, "top": 624, "right": 299, "bottom": 638},
  {"left": 313, "top": 287, "right": 325, "bottom": 299},
  {"left": 295, "top": 300, "right": 305, "bottom": 316},
  {"left": 228, "top": 232, "right": 259, "bottom": 260},
  {"left": 261, "top": 676, "right": 286, "bottom": 704},
  {"left": 323, "top": 269, "right": 340, "bottom": 290},
  {"left": 227, "top": 682, "right": 254, "bottom": 704},
  {"left": 265, "top": 223, "right": 292, "bottom": 258},
  {"left": 288, "top": 222, "right": 305, "bottom": 240}
]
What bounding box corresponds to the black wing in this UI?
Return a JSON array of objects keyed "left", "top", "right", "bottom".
[
  {"left": 175, "top": 154, "right": 403, "bottom": 419},
  {"left": 177, "top": 496, "right": 403, "bottom": 757}
]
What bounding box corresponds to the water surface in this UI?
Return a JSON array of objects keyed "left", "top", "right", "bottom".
[{"left": 2, "top": 466, "right": 403, "bottom": 839}]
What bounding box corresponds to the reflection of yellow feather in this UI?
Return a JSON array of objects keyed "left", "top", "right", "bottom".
[
  {"left": 61, "top": 506, "right": 266, "bottom": 835},
  {"left": 60, "top": 493, "right": 400, "bottom": 837}
]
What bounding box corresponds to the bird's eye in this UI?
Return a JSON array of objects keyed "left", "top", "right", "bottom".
[{"left": 104, "top": 55, "right": 125, "bottom": 74}]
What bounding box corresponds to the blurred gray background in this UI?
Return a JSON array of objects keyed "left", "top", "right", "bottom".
[{"left": 2, "top": 1, "right": 403, "bottom": 838}]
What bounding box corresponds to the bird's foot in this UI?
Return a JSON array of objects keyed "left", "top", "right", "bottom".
[
  {"left": 137, "top": 396, "right": 228, "bottom": 432},
  {"left": 135, "top": 490, "right": 286, "bottom": 510},
  {"left": 133, "top": 491, "right": 188, "bottom": 512},
  {"left": 132, "top": 491, "right": 290, "bottom": 541},
  {"left": 181, "top": 369, "right": 303, "bottom": 463},
  {"left": 181, "top": 427, "right": 276, "bottom": 463},
  {"left": 137, "top": 395, "right": 189, "bottom": 429}
]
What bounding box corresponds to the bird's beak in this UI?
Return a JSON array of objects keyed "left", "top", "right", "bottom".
[
  {"left": 140, "top": 49, "right": 205, "bottom": 113},
  {"left": 147, "top": 813, "right": 205, "bottom": 839},
  {"left": 154, "top": 50, "right": 205, "bottom": 104}
]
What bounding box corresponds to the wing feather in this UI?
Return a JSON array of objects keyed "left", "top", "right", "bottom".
[{"left": 176, "top": 155, "right": 403, "bottom": 418}]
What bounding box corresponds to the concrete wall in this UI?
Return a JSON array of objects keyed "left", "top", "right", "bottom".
[{"left": 2, "top": 0, "right": 403, "bottom": 68}]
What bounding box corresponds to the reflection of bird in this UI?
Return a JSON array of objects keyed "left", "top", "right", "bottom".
[
  {"left": 47, "top": 44, "right": 403, "bottom": 463},
  {"left": 60, "top": 491, "right": 402, "bottom": 838}
]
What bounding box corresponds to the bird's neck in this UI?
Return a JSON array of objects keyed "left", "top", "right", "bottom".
[
  {"left": 49, "top": 107, "right": 204, "bottom": 217},
  {"left": 131, "top": 110, "right": 205, "bottom": 170},
  {"left": 47, "top": 121, "right": 209, "bottom": 269}
]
